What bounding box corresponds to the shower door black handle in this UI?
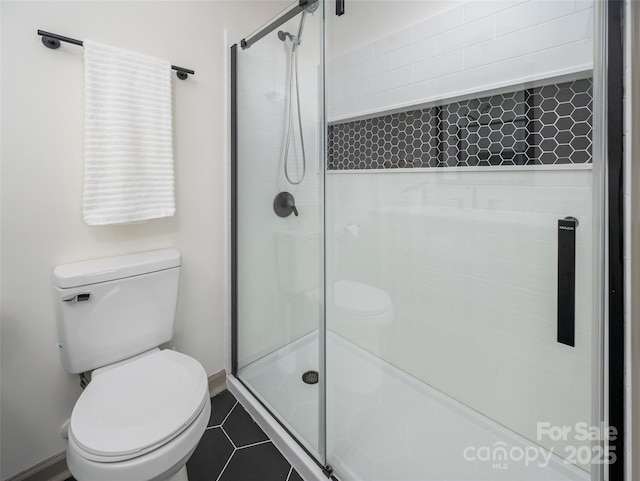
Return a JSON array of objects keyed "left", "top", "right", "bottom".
[
  {"left": 336, "top": 0, "right": 345, "bottom": 16},
  {"left": 557, "top": 217, "right": 578, "bottom": 347}
]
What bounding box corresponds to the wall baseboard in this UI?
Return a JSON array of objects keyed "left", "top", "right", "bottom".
[
  {"left": 208, "top": 369, "right": 227, "bottom": 397},
  {"left": 4, "top": 451, "right": 70, "bottom": 481}
]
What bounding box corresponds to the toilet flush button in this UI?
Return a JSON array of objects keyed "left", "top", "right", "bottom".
[{"left": 62, "top": 292, "right": 91, "bottom": 303}]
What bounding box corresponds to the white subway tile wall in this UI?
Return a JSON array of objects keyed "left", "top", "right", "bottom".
[
  {"left": 328, "top": 0, "right": 594, "bottom": 121},
  {"left": 532, "top": 8, "right": 594, "bottom": 51},
  {"left": 236, "top": 38, "right": 323, "bottom": 368},
  {"left": 413, "top": 6, "right": 464, "bottom": 43},
  {"left": 464, "top": 0, "right": 528, "bottom": 23},
  {"left": 496, "top": 0, "right": 575, "bottom": 36},
  {"left": 413, "top": 49, "right": 465, "bottom": 83},
  {"left": 438, "top": 15, "right": 497, "bottom": 55}
]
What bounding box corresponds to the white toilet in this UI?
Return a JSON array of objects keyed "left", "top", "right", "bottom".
[
  {"left": 53, "top": 248, "right": 210, "bottom": 481},
  {"left": 330, "top": 279, "right": 394, "bottom": 343}
]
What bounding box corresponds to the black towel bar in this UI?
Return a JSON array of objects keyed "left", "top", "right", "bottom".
[{"left": 37, "top": 29, "right": 194, "bottom": 80}]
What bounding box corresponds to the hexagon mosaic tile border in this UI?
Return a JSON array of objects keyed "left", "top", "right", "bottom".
[{"left": 327, "top": 78, "right": 593, "bottom": 170}]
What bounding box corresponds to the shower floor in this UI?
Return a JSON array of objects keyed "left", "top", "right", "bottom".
[{"left": 239, "top": 331, "right": 588, "bottom": 481}]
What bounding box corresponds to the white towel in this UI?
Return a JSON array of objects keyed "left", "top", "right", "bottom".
[{"left": 83, "top": 40, "right": 175, "bottom": 225}]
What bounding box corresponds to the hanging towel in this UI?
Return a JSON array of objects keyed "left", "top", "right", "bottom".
[{"left": 83, "top": 40, "right": 175, "bottom": 225}]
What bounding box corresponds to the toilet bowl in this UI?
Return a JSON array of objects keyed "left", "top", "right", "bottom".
[
  {"left": 304, "top": 279, "right": 394, "bottom": 349},
  {"left": 325, "top": 281, "right": 393, "bottom": 395},
  {"left": 53, "top": 249, "right": 210, "bottom": 481},
  {"left": 333, "top": 279, "right": 393, "bottom": 328},
  {"left": 328, "top": 280, "right": 393, "bottom": 350},
  {"left": 66, "top": 349, "right": 210, "bottom": 481},
  {"left": 276, "top": 229, "right": 394, "bottom": 335}
]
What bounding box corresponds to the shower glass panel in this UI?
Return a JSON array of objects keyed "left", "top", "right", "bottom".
[
  {"left": 233, "top": 0, "right": 325, "bottom": 461},
  {"left": 325, "top": 1, "right": 601, "bottom": 481}
]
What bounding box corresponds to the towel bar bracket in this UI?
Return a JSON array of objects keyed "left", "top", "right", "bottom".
[{"left": 42, "top": 35, "right": 61, "bottom": 49}]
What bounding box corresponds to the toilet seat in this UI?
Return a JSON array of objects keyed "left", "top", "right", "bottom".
[
  {"left": 69, "top": 349, "right": 208, "bottom": 463},
  {"left": 306, "top": 280, "right": 394, "bottom": 320},
  {"left": 334, "top": 280, "right": 392, "bottom": 317},
  {"left": 67, "top": 394, "right": 210, "bottom": 481}
]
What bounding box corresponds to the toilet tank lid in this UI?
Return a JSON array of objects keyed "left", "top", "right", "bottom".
[{"left": 53, "top": 248, "right": 181, "bottom": 289}]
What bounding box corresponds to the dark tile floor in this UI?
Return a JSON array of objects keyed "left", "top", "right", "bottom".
[
  {"left": 188, "top": 389, "right": 304, "bottom": 481},
  {"left": 66, "top": 389, "right": 304, "bottom": 481}
]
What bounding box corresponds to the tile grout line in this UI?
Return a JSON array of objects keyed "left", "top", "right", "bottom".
[
  {"left": 214, "top": 422, "right": 248, "bottom": 481},
  {"left": 206, "top": 400, "right": 239, "bottom": 430},
  {"left": 236, "top": 439, "right": 272, "bottom": 450},
  {"left": 205, "top": 392, "right": 298, "bottom": 481},
  {"left": 220, "top": 426, "right": 237, "bottom": 450},
  {"left": 214, "top": 446, "right": 236, "bottom": 481},
  {"left": 222, "top": 401, "right": 239, "bottom": 425},
  {"left": 214, "top": 422, "right": 277, "bottom": 481}
]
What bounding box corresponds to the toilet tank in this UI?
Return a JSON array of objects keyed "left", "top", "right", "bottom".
[
  {"left": 276, "top": 230, "right": 321, "bottom": 294},
  {"left": 53, "top": 249, "right": 181, "bottom": 374}
]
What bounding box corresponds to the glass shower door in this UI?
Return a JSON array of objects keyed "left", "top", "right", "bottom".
[
  {"left": 232, "top": 0, "right": 325, "bottom": 461},
  {"left": 324, "top": 1, "right": 603, "bottom": 480}
]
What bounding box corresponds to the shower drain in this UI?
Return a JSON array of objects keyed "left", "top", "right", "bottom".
[{"left": 302, "top": 370, "right": 319, "bottom": 385}]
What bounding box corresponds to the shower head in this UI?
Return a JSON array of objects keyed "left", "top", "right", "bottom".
[
  {"left": 279, "top": 1, "right": 318, "bottom": 49},
  {"left": 278, "top": 30, "right": 296, "bottom": 43}
]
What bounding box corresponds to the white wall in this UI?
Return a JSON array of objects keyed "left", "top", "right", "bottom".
[{"left": 0, "top": 1, "right": 287, "bottom": 479}]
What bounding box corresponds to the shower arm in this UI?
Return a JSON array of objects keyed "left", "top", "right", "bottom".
[{"left": 240, "top": 0, "right": 319, "bottom": 50}]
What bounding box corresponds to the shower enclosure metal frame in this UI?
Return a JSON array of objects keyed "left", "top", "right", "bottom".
[
  {"left": 229, "top": 0, "right": 627, "bottom": 478},
  {"left": 230, "top": 41, "right": 238, "bottom": 377},
  {"left": 240, "top": 0, "right": 319, "bottom": 49},
  {"left": 600, "top": 1, "right": 625, "bottom": 479}
]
